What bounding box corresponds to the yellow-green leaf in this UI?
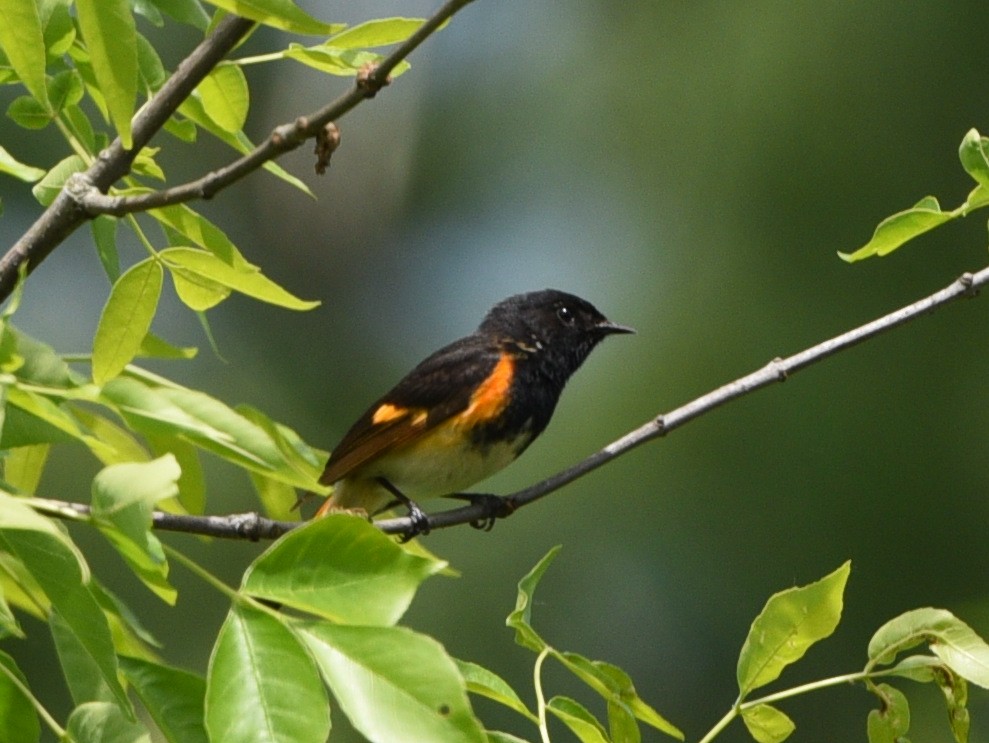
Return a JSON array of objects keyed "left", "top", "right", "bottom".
[
  {"left": 202, "top": 0, "right": 338, "bottom": 35},
  {"left": 0, "top": 145, "right": 45, "bottom": 183},
  {"left": 197, "top": 63, "right": 248, "bottom": 134},
  {"left": 742, "top": 704, "right": 796, "bottom": 743},
  {"left": 161, "top": 248, "right": 318, "bottom": 310},
  {"left": 93, "top": 259, "right": 163, "bottom": 385},
  {"left": 0, "top": 0, "right": 50, "bottom": 109},
  {"left": 839, "top": 196, "right": 955, "bottom": 262},
  {"left": 737, "top": 562, "right": 850, "bottom": 697},
  {"left": 75, "top": 0, "right": 137, "bottom": 148}
]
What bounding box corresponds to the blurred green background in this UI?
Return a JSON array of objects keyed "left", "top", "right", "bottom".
[{"left": 3, "top": 1, "right": 989, "bottom": 741}]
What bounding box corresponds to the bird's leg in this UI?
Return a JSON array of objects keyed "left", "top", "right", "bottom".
[
  {"left": 444, "top": 492, "right": 516, "bottom": 531},
  {"left": 375, "top": 477, "right": 430, "bottom": 540}
]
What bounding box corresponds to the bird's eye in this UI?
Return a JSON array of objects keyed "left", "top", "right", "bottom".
[{"left": 557, "top": 305, "right": 575, "bottom": 325}]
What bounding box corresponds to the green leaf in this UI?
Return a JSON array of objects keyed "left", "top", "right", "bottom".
[
  {"left": 931, "top": 665, "right": 970, "bottom": 743},
  {"left": 91, "top": 456, "right": 179, "bottom": 603},
  {"left": 205, "top": 604, "right": 328, "bottom": 743},
  {"left": 147, "top": 202, "right": 245, "bottom": 265},
  {"left": 300, "top": 622, "right": 486, "bottom": 743},
  {"left": 0, "top": 0, "right": 50, "bottom": 108},
  {"left": 283, "top": 44, "right": 410, "bottom": 78},
  {"left": 75, "top": 0, "right": 137, "bottom": 148},
  {"left": 868, "top": 608, "right": 989, "bottom": 688},
  {"left": 558, "top": 653, "right": 682, "bottom": 740},
  {"left": 120, "top": 656, "right": 208, "bottom": 743},
  {"left": 3, "top": 444, "right": 49, "bottom": 493},
  {"left": 485, "top": 733, "right": 532, "bottom": 743},
  {"left": 148, "top": 0, "right": 210, "bottom": 30},
  {"left": 91, "top": 215, "right": 121, "bottom": 281},
  {"left": 169, "top": 265, "right": 231, "bottom": 311},
  {"left": 100, "top": 374, "right": 316, "bottom": 487},
  {"left": 736, "top": 561, "right": 850, "bottom": 697},
  {"left": 42, "top": 2, "right": 76, "bottom": 57},
  {"left": 236, "top": 404, "right": 323, "bottom": 482},
  {"left": 0, "top": 650, "right": 40, "bottom": 743},
  {"left": 202, "top": 0, "right": 337, "bottom": 34},
  {"left": 243, "top": 514, "right": 444, "bottom": 624},
  {"left": 147, "top": 435, "right": 205, "bottom": 514},
  {"left": 31, "top": 154, "right": 85, "bottom": 205},
  {"left": 0, "top": 495, "right": 131, "bottom": 713},
  {"left": 741, "top": 704, "right": 796, "bottom": 743},
  {"left": 607, "top": 699, "right": 640, "bottom": 743},
  {"left": 3, "top": 387, "right": 107, "bottom": 456},
  {"left": 0, "top": 145, "right": 45, "bottom": 182},
  {"left": 328, "top": 18, "right": 428, "bottom": 49},
  {"left": 51, "top": 608, "right": 118, "bottom": 705},
  {"left": 866, "top": 683, "right": 910, "bottom": 743},
  {"left": 135, "top": 32, "right": 166, "bottom": 92},
  {"left": 65, "top": 701, "right": 149, "bottom": 743},
  {"left": 92, "top": 258, "right": 163, "bottom": 385},
  {"left": 839, "top": 196, "right": 956, "bottom": 262},
  {"left": 48, "top": 69, "right": 84, "bottom": 112},
  {"left": 454, "top": 659, "right": 536, "bottom": 722},
  {"left": 161, "top": 248, "right": 319, "bottom": 310},
  {"left": 138, "top": 333, "right": 198, "bottom": 360},
  {"left": 197, "top": 63, "right": 248, "bottom": 133},
  {"left": 507, "top": 546, "right": 560, "bottom": 652},
  {"left": 959, "top": 128, "right": 989, "bottom": 189},
  {"left": 72, "top": 407, "right": 150, "bottom": 466},
  {"left": 545, "top": 697, "right": 609, "bottom": 743},
  {"left": 5, "top": 95, "right": 51, "bottom": 129}
]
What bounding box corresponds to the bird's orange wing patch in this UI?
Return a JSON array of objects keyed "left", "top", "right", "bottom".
[{"left": 320, "top": 404, "right": 429, "bottom": 485}]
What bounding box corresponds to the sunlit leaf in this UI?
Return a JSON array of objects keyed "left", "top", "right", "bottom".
[
  {"left": 243, "top": 514, "right": 444, "bottom": 625},
  {"left": 205, "top": 604, "right": 328, "bottom": 743},
  {"left": 92, "top": 259, "right": 163, "bottom": 384},
  {"left": 31, "top": 154, "right": 85, "bottom": 205},
  {"left": 0, "top": 145, "right": 45, "bottom": 182},
  {"left": 197, "top": 63, "right": 248, "bottom": 133},
  {"left": 959, "top": 128, "right": 989, "bottom": 189},
  {"left": 839, "top": 196, "right": 955, "bottom": 262},
  {"left": 3, "top": 444, "right": 49, "bottom": 493},
  {"left": 742, "top": 704, "right": 796, "bottom": 743},
  {"left": 161, "top": 247, "right": 319, "bottom": 310},
  {"left": 328, "top": 18, "right": 428, "bottom": 49},
  {"left": 546, "top": 697, "right": 608, "bottom": 743},
  {"left": 75, "top": 0, "right": 137, "bottom": 148},
  {"left": 868, "top": 608, "right": 989, "bottom": 688},
  {"left": 0, "top": 0, "right": 49, "bottom": 108},
  {"left": 201, "top": 0, "right": 338, "bottom": 35},
  {"left": 507, "top": 546, "right": 560, "bottom": 652},
  {"left": 91, "top": 456, "right": 179, "bottom": 603},
  {"left": 736, "top": 561, "right": 849, "bottom": 697},
  {"left": 454, "top": 659, "right": 536, "bottom": 722},
  {"left": 301, "top": 622, "right": 485, "bottom": 743},
  {"left": 91, "top": 215, "right": 120, "bottom": 281}
]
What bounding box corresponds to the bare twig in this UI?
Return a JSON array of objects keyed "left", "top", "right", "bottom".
[
  {"left": 65, "top": 0, "right": 474, "bottom": 217},
  {"left": 35, "top": 267, "right": 989, "bottom": 541}
]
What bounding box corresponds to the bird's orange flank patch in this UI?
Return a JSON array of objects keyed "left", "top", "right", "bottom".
[{"left": 462, "top": 353, "right": 514, "bottom": 422}]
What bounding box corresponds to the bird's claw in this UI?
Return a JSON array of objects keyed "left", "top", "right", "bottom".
[{"left": 447, "top": 493, "right": 515, "bottom": 531}]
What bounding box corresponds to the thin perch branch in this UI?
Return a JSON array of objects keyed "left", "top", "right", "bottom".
[{"left": 36, "top": 267, "right": 989, "bottom": 540}]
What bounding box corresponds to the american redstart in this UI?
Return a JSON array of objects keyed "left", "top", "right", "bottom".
[{"left": 312, "top": 289, "right": 633, "bottom": 531}]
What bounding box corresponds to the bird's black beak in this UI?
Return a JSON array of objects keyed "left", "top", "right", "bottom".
[{"left": 596, "top": 320, "right": 635, "bottom": 336}]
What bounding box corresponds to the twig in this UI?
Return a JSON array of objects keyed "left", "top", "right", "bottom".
[
  {"left": 64, "top": 0, "right": 475, "bottom": 217},
  {"left": 0, "top": 0, "right": 475, "bottom": 301},
  {"left": 35, "top": 267, "right": 989, "bottom": 540},
  {"left": 0, "top": 15, "right": 256, "bottom": 302}
]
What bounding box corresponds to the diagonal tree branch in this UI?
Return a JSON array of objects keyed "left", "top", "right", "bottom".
[
  {"left": 0, "top": 0, "right": 475, "bottom": 301},
  {"left": 0, "top": 15, "right": 256, "bottom": 302},
  {"left": 56, "top": 0, "right": 475, "bottom": 217},
  {"left": 33, "top": 266, "right": 989, "bottom": 541}
]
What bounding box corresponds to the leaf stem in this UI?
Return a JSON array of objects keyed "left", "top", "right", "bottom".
[
  {"left": 0, "top": 654, "right": 66, "bottom": 739},
  {"left": 533, "top": 647, "right": 552, "bottom": 743}
]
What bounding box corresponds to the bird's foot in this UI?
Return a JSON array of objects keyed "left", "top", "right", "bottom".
[{"left": 446, "top": 492, "right": 515, "bottom": 531}]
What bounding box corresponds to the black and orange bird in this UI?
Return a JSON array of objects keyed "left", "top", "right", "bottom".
[{"left": 313, "top": 289, "right": 633, "bottom": 531}]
